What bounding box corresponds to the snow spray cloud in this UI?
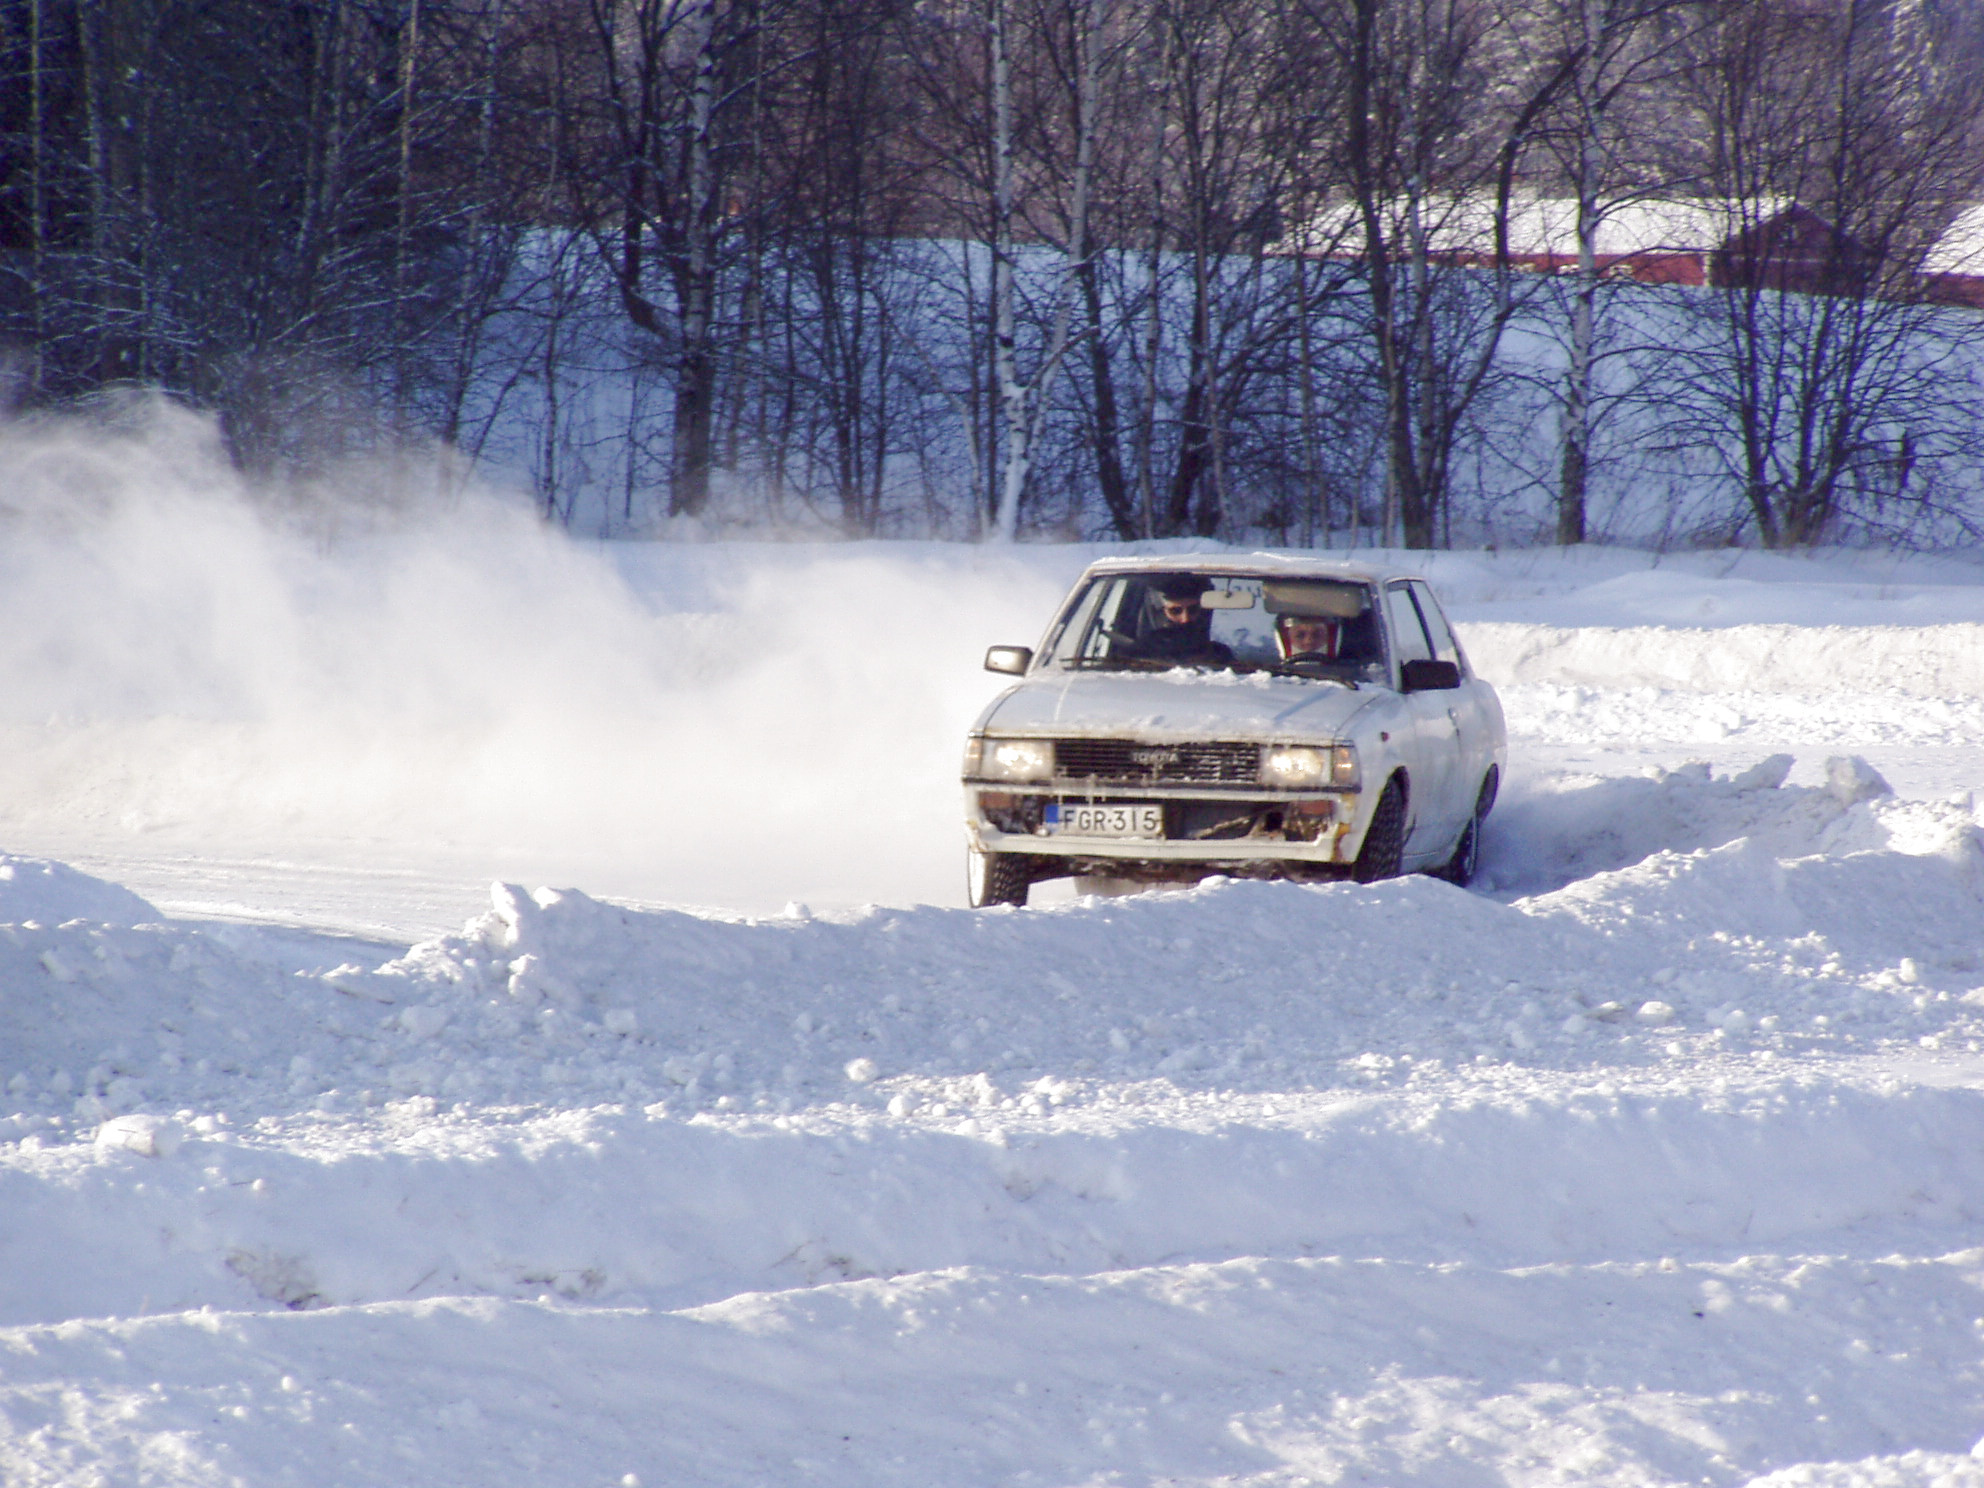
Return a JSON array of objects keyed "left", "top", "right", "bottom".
[{"left": 0, "top": 402, "right": 1083, "bottom": 913}]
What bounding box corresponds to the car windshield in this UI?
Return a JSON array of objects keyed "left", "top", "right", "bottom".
[{"left": 1046, "top": 572, "right": 1386, "bottom": 684}]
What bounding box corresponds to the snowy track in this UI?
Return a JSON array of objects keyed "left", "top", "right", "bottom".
[
  {"left": 10, "top": 1062, "right": 1984, "bottom": 1326},
  {"left": 3, "top": 515, "right": 1984, "bottom": 1484},
  {"left": 9, "top": 1248, "right": 1984, "bottom": 1488}
]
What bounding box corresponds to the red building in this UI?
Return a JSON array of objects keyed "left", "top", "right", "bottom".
[{"left": 1288, "top": 195, "right": 1984, "bottom": 308}]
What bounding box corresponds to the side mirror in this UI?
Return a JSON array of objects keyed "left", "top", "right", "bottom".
[
  {"left": 1400, "top": 658, "right": 1461, "bottom": 692},
  {"left": 985, "top": 645, "right": 1034, "bottom": 676}
]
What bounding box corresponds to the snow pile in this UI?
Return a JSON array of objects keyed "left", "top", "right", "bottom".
[
  {"left": 0, "top": 852, "right": 158, "bottom": 926},
  {"left": 4, "top": 756, "right": 1978, "bottom": 1129}
]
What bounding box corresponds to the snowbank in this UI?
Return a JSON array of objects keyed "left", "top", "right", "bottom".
[
  {"left": 4, "top": 760, "right": 1978, "bottom": 1126},
  {"left": 1463, "top": 621, "right": 1984, "bottom": 696},
  {"left": 0, "top": 853, "right": 158, "bottom": 926}
]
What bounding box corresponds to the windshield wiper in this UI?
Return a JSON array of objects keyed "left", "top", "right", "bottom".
[
  {"left": 1063, "top": 656, "right": 1137, "bottom": 671},
  {"left": 1246, "top": 662, "right": 1358, "bottom": 686},
  {"left": 1064, "top": 656, "right": 1198, "bottom": 672}
]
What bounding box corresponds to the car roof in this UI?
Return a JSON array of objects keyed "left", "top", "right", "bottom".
[{"left": 1075, "top": 553, "right": 1427, "bottom": 586}]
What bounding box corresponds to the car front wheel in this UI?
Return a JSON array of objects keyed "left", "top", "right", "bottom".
[
  {"left": 968, "top": 848, "right": 1034, "bottom": 907},
  {"left": 1352, "top": 776, "right": 1407, "bottom": 883},
  {"left": 1434, "top": 769, "right": 1497, "bottom": 888}
]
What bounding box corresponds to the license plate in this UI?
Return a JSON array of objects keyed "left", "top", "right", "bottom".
[{"left": 1046, "top": 803, "right": 1164, "bottom": 838}]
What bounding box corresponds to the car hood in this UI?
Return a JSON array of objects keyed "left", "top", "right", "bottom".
[{"left": 977, "top": 671, "right": 1382, "bottom": 741}]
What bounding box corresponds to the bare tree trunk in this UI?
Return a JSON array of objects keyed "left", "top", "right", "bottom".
[
  {"left": 1293, "top": 250, "right": 1323, "bottom": 545},
  {"left": 1017, "top": 0, "right": 1100, "bottom": 525},
  {"left": 672, "top": 0, "right": 722, "bottom": 517},
  {"left": 1557, "top": 0, "right": 1603, "bottom": 546},
  {"left": 79, "top": 0, "right": 142, "bottom": 383},
  {"left": 1343, "top": 0, "right": 1402, "bottom": 545},
  {"left": 989, "top": 0, "right": 1097, "bottom": 539},
  {"left": 440, "top": 0, "right": 501, "bottom": 453},
  {"left": 1558, "top": 209, "right": 1596, "bottom": 541},
  {"left": 729, "top": 0, "right": 767, "bottom": 482},
  {"left": 394, "top": 0, "right": 422, "bottom": 336},
  {"left": 1170, "top": 238, "right": 1215, "bottom": 534},
  {"left": 26, "top": 0, "right": 48, "bottom": 398},
  {"left": 383, "top": 0, "right": 422, "bottom": 499},
  {"left": 1136, "top": 184, "right": 1163, "bottom": 539},
  {"left": 1079, "top": 254, "right": 1135, "bottom": 536},
  {"left": 1056, "top": 0, "right": 1135, "bottom": 538},
  {"left": 988, "top": 0, "right": 1029, "bottom": 538},
  {"left": 1129, "top": 15, "right": 1175, "bottom": 540},
  {"left": 1401, "top": 178, "right": 1436, "bottom": 548}
]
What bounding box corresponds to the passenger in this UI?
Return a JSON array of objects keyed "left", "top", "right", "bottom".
[{"left": 1275, "top": 613, "right": 1342, "bottom": 662}]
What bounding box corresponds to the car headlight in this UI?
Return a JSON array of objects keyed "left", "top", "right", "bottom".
[
  {"left": 1261, "top": 746, "right": 1328, "bottom": 787},
  {"left": 1261, "top": 743, "right": 1359, "bottom": 789},
  {"left": 977, "top": 737, "right": 1054, "bottom": 783}
]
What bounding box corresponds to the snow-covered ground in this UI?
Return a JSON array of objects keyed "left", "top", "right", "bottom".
[{"left": 4, "top": 430, "right": 1984, "bottom": 1484}]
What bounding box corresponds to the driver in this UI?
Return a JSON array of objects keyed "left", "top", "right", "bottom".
[
  {"left": 1126, "top": 575, "right": 1235, "bottom": 666},
  {"left": 1276, "top": 612, "right": 1342, "bottom": 661}
]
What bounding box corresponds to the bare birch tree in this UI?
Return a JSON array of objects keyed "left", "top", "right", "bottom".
[
  {"left": 1298, "top": 0, "right": 1575, "bottom": 547},
  {"left": 1657, "top": 0, "right": 1984, "bottom": 546},
  {"left": 1526, "top": 0, "right": 1698, "bottom": 543},
  {"left": 557, "top": 0, "right": 785, "bottom": 517}
]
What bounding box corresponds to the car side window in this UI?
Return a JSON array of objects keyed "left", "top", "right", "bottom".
[
  {"left": 1040, "top": 583, "right": 1092, "bottom": 661},
  {"left": 1384, "top": 583, "right": 1433, "bottom": 670},
  {"left": 1407, "top": 581, "right": 1463, "bottom": 669},
  {"left": 1049, "top": 578, "right": 1120, "bottom": 665}
]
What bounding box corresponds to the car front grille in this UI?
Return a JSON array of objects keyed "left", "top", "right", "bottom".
[{"left": 1052, "top": 738, "right": 1260, "bottom": 786}]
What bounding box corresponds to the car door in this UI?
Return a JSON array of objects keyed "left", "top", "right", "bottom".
[
  {"left": 1408, "top": 580, "right": 1494, "bottom": 816},
  {"left": 1382, "top": 582, "right": 1462, "bottom": 858}
]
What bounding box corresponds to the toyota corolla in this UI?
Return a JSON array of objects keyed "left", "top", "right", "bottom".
[{"left": 962, "top": 556, "right": 1505, "bottom": 906}]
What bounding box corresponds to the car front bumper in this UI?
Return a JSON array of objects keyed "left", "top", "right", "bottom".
[{"left": 963, "top": 782, "right": 1368, "bottom": 870}]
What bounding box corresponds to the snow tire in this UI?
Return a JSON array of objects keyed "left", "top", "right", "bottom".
[
  {"left": 1433, "top": 768, "right": 1497, "bottom": 887},
  {"left": 969, "top": 849, "right": 1034, "bottom": 907},
  {"left": 1435, "top": 818, "right": 1478, "bottom": 887},
  {"left": 1352, "top": 776, "right": 1407, "bottom": 883}
]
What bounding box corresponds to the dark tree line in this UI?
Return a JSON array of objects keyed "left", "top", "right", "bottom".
[{"left": 4, "top": 0, "right": 1984, "bottom": 546}]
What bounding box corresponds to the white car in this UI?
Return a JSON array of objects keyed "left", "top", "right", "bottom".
[{"left": 962, "top": 556, "right": 1506, "bottom": 906}]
